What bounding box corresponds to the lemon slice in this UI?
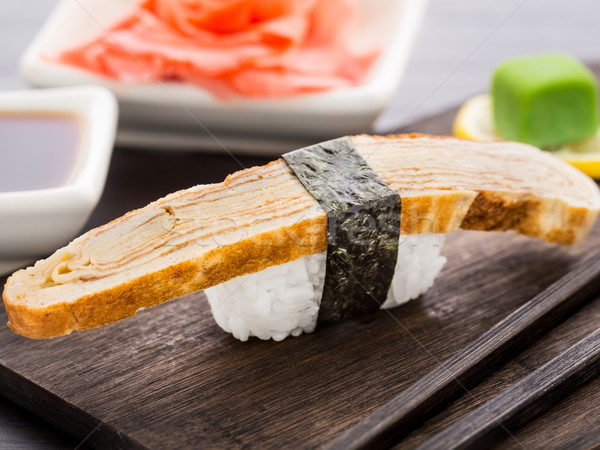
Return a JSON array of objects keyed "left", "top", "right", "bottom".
[
  {"left": 453, "top": 93, "right": 600, "bottom": 178},
  {"left": 453, "top": 94, "right": 500, "bottom": 141}
]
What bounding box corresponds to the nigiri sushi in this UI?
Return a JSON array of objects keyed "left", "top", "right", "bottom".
[{"left": 3, "top": 134, "right": 599, "bottom": 340}]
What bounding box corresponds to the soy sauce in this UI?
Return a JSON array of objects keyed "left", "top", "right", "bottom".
[{"left": 0, "top": 113, "right": 81, "bottom": 192}]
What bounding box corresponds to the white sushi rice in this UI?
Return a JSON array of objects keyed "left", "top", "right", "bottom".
[
  {"left": 205, "top": 234, "right": 446, "bottom": 341},
  {"left": 383, "top": 233, "right": 447, "bottom": 309},
  {"left": 205, "top": 253, "right": 326, "bottom": 341}
]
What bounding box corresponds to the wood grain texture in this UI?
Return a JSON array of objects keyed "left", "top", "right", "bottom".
[{"left": 3, "top": 222, "right": 600, "bottom": 449}]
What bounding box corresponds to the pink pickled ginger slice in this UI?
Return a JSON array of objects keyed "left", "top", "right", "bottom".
[{"left": 55, "top": 0, "right": 380, "bottom": 99}]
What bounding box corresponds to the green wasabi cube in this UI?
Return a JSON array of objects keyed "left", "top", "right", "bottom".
[{"left": 492, "top": 53, "right": 599, "bottom": 149}]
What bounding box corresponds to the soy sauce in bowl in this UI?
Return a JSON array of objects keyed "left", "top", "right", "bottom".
[
  {"left": 0, "top": 86, "right": 117, "bottom": 276},
  {"left": 0, "top": 113, "right": 81, "bottom": 193}
]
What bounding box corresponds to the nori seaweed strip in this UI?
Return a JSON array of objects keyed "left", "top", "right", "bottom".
[{"left": 283, "top": 137, "right": 401, "bottom": 323}]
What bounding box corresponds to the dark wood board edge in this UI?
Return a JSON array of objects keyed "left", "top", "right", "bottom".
[
  {"left": 0, "top": 394, "right": 83, "bottom": 450},
  {"left": 0, "top": 364, "right": 145, "bottom": 449},
  {"left": 417, "top": 326, "right": 600, "bottom": 449},
  {"left": 391, "top": 282, "right": 600, "bottom": 449}
]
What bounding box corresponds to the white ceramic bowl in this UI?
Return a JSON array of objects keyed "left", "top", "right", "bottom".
[
  {"left": 20, "top": 0, "right": 428, "bottom": 154},
  {"left": 0, "top": 86, "right": 118, "bottom": 275}
]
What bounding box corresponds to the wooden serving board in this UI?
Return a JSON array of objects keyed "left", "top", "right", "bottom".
[{"left": 2, "top": 110, "right": 600, "bottom": 449}]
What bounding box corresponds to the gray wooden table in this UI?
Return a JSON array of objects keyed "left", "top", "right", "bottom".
[{"left": 1, "top": 0, "right": 599, "bottom": 448}]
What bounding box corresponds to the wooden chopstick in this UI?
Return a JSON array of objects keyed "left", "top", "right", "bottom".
[
  {"left": 325, "top": 252, "right": 600, "bottom": 450},
  {"left": 416, "top": 325, "right": 600, "bottom": 449}
]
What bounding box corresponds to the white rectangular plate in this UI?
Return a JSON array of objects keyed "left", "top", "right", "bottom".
[{"left": 20, "top": 0, "right": 427, "bottom": 154}]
